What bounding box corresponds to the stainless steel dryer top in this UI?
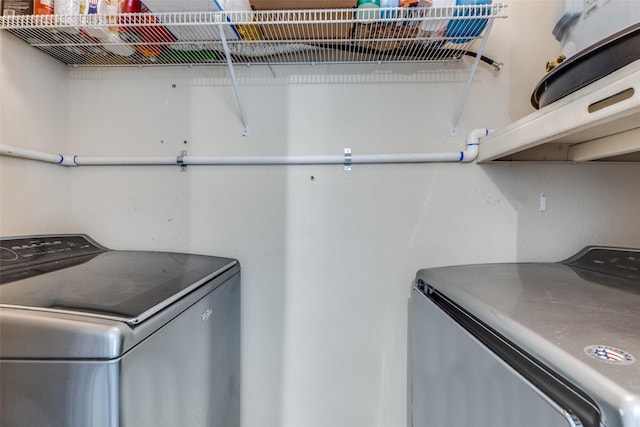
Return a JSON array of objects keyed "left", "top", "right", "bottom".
[
  {"left": 0, "top": 234, "right": 239, "bottom": 359},
  {"left": 416, "top": 246, "right": 640, "bottom": 427}
]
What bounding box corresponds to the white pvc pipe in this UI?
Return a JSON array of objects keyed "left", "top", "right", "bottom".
[
  {"left": 0, "top": 146, "right": 63, "bottom": 164},
  {"left": 75, "top": 157, "right": 179, "bottom": 166},
  {"left": 174, "top": 155, "right": 341, "bottom": 165},
  {"left": 0, "top": 128, "right": 488, "bottom": 167}
]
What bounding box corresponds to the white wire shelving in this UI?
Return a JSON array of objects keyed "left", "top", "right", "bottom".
[
  {"left": 0, "top": 6, "right": 506, "bottom": 66},
  {"left": 0, "top": 5, "right": 507, "bottom": 134}
]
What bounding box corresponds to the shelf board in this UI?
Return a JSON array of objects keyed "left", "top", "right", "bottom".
[
  {"left": 0, "top": 5, "right": 506, "bottom": 67},
  {"left": 1, "top": 5, "right": 506, "bottom": 135},
  {"left": 478, "top": 60, "right": 640, "bottom": 162}
]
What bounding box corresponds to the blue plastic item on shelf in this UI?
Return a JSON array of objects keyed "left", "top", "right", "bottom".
[{"left": 446, "top": 0, "right": 492, "bottom": 44}]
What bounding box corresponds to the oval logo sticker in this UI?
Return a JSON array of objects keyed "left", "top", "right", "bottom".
[{"left": 585, "top": 345, "right": 635, "bottom": 365}]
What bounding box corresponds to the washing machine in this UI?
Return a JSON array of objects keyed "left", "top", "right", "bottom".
[
  {"left": 0, "top": 234, "right": 240, "bottom": 427},
  {"left": 412, "top": 246, "right": 640, "bottom": 427}
]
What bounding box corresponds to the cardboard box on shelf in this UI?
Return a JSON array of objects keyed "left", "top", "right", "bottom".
[
  {"left": 249, "top": 0, "right": 356, "bottom": 9},
  {"left": 141, "top": 0, "right": 241, "bottom": 40},
  {"left": 353, "top": 21, "right": 420, "bottom": 51},
  {"left": 251, "top": 1, "right": 357, "bottom": 41},
  {"left": 1, "top": 0, "right": 33, "bottom": 15}
]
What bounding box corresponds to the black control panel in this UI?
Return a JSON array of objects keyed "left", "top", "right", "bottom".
[
  {"left": 564, "top": 246, "right": 640, "bottom": 281},
  {"left": 0, "top": 235, "right": 107, "bottom": 271}
]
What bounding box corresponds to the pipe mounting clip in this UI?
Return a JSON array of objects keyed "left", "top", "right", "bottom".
[
  {"left": 344, "top": 148, "right": 352, "bottom": 171},
  {"left": 177, "top": 150, "right": 188, "bottom": 172}
]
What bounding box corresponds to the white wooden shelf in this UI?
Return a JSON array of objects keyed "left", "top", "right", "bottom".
[{"left": 478, "top": 60, "right": 640, "bottom": 163}]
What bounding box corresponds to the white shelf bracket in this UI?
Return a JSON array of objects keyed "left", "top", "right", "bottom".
[
  {"left": 450, "top": 16, "right": 497, "bottom": 135},
  {"left": 218, "top": 19, "right": 249, "bottom": 136}
]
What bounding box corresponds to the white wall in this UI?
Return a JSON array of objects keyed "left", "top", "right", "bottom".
[
  {"left": 0, "top": 30, "right": 71, "bottom": 233},
  {"left": 2, "top": 2, "right": 640, "bottom": 427}
]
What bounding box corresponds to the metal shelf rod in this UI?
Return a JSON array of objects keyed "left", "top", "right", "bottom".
[
  {"left": 450, "top": 15, "right": 496, "bottom": 135},
  {"left": 218, "top": 19, "right": 249, "bottom": 136}
]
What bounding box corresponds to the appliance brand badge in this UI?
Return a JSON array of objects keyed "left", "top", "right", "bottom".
[
  {"left": 585, "top": 345, "right": 635, "bottom": 365},
  {"left": 201, "top": 308, "right": 213, "bottom": 322}
]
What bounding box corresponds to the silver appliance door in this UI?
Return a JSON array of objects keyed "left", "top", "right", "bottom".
[{"left": 411, "top": 288, "right": 589, "bottom": 427}]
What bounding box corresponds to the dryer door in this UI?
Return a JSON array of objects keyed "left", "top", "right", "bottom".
[{"left": 411, "top": 288, "right": 599, "bottom": 427}]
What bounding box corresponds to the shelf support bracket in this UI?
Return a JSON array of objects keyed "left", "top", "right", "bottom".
[
  {"left": 218, "top": 19, "right": 249, "bottom": 136},
  {"left": 450, "top": 16, "right": 497, "bottom": 135}
]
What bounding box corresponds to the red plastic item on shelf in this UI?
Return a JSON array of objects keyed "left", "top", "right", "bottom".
[{"left": 34, "top": 0, "right": 54, "bottom": 14}]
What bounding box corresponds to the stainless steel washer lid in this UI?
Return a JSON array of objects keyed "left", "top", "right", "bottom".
[
  {"left": 0, "top": 235, "right": 239, "bottom": 359},
  {"left": 415, "top": 246, "right": 640, "bottom": 427}
]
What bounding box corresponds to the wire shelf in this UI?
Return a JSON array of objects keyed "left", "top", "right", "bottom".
[{"left": 0, "top": 5, "right": 506, "bottom": 67}]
